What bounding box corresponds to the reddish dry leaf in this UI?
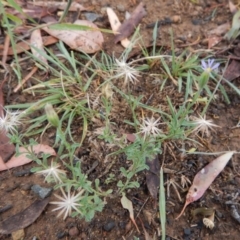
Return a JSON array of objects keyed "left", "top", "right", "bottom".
[
  {"left": 0, "top": 198, "right": 49, "bottom": 234},
  {"left": 223, "top": 59, "right": 240, "bottom": 81},
  {"left": 0, "top": 144, "right": 56, "bottom": 171},
  {"left": 43, "top": 20, "right": 104, "bottom": 53},
  {"left": 0, "top": 132, "right": 15, "bottom": 162},
  {"left": 114, "top": 2, "right": 147, "bottom": 43},
  {"left": 207, "top": 36, "right": 222, "bottom": 49},
  {"left": 176, "top": 151, "right": 235, "bottom": 219},
  {"left": 125, "top": 133, "right": 136, "bottom": 142}
]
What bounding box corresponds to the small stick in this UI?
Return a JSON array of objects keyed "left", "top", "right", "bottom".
[{"left": 13, "top": 66, "right": 38, "bottom": 92}]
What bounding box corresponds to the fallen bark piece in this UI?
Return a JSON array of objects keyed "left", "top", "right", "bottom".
[
  {"left": 0, "top": 198, "right": 50, "bottom": 234},
  {"left": 114, "top": 2, "right": 146, "bottom": 43}
]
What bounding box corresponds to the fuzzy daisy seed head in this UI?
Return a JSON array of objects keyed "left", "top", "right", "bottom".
[
  {"left": 0, "top": 108, "right": 22, "bottom": 134},
  {"left": 36, "top": 161, "right": 66, "bottom": 183},
  {"left": 114, "top": 58, "right": 140, "bottom": 85},
  {"left": 50, "top": 187, "right": 85, "bottom": 220},
  {"left": 139, "top": 117, "right": 162, "bottom": 139},
  {"left": 191, "top": 115, "right": 219, "bottom": 137}
]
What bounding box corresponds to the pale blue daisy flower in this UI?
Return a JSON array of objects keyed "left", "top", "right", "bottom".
[{"left": 201, "top": 59, "right": 220, "bottom": 73}]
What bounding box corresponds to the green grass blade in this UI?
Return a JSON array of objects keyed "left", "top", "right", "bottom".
[{"left": 159, "top": 167, "right": 166, "bottom": 240}]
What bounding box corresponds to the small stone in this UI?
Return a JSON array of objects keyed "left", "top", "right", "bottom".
[
  {"left": 184, "top": 228, "right": 191, "bottom": 235},
  {"left": 171, "top": 15, "right": 181, "bottom": 23},
  {"left": 31, "top": 184, "right": 53, "bottom": 199},
  {"left": 56, "top": 231, "right": 66, "bottom": 239},
  {"left": 84, "top": 12, "right": 101, "bottom": 22},
  {"left": 103, "top": 220, "right": 115, "bottom": 232},
  {"left": 69, "top": 226, "right": 79, "bottom": 237},
  {"left": 12, "top": 229, "right": 25, "bottom": 240},
  {"left": 116, "top": 4, "right": 125, "bottom": 12}
]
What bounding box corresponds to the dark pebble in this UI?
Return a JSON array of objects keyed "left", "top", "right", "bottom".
[
  {"left": 215, "top": 210, "right": 223, "bottom": 218},
  {"left": 56, "top": 231, "right": 66, "bottom": 239},
  {"left": 13, "top": 168, "right": 32, "bottom": 177},
  {"left": 192, "top": 19, "right": 202, "bottom": 25},
  {"left": 31, "top": 184, "right": 53, "bottom": 199},
  {"left": 184, "top": 228, "right": 191, "bottom": 235},
  {"left": 103, "top": 221, "right": 115, "bottom": 232}
]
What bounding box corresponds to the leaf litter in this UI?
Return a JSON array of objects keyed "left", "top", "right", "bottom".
[{"left": 0, "top": 0, "right": 240, "bottom": 238}]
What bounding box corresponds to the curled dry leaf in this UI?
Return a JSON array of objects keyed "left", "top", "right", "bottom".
[
  {"left": 176, "top": 151, "right": 235, "bottom": 219},
  {"left": 0, "top": 144, "right": 56, "bottom": 171},
  {"left": 106, "top": 7, "right": 131, "bottom": 48},
  {"left": 114, "top": 2, "right": 147, "bottom": 43},
  {"left": 43, "top": 20, "right": 104, "bottom": 53}
]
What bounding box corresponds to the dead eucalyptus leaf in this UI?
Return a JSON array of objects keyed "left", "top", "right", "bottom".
[
  {"left": 121, "top": 193, "right": 140, "bottom": 233},
  {"left": 0, "top": 198, "right": 49, "bottom": 234},
  {"left": 176, "top": 151, "right": 235, "bottom": 219},
  {"left": 43, "top": 20, "right": 104, "bottom": 53},
  {"left": 0, "top": 144, "right": 56, "bottom": 171}
]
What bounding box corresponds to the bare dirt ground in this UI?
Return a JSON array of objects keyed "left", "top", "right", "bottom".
[{"left": 1, "top": 0, "right": 240, "bottom": 239}]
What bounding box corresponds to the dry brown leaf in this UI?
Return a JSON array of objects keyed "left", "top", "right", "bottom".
[
  {"left": 0, "top": 144, "right": 56, "bottom": 171},
  {"left": 43, "top": 20, "right": 103, "bottom": 53},
  {"left": 208, "top": 23, "right": 230, "bottom": 36},
  {"left": 207, "top": 36, "right": 222, "bottom": 49}
]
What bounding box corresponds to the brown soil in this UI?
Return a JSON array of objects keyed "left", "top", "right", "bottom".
[{"left": 1, "top": 0, "right": 240, "bottom": 240}]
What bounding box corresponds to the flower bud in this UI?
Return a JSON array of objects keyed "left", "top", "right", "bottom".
[{"left": 45, "top": 103, "right": 59, "bottom": 128}]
